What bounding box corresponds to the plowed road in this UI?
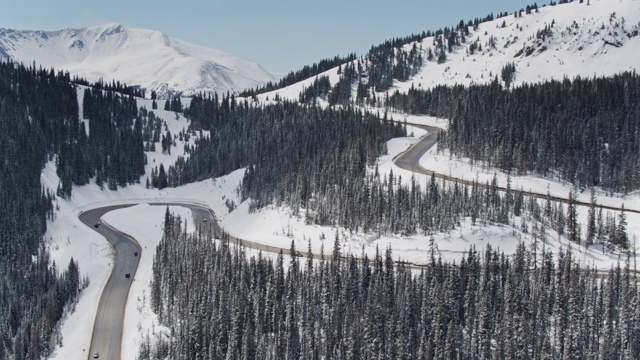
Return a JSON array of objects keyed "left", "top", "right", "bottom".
[
  {"left": 79, "top": 203, "right": 216, "bottom": 360},
  {"left": 396, "top": 123, "right": 640, "bottom": 214}
]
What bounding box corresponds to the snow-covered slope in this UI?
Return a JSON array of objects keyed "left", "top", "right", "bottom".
[
  {"left": 0, "top": 23, "right": 277, "bottom": 98},
  {"left": 256, "top": 0, "right": 640, "bottom": 102},
  {"left": 401, "top": 0, "right": 640, "bottom": 90}
]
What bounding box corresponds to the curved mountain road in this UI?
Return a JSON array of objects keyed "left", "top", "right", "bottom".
[
  {"left": 396, "top": 122, "right": 640, "bottom": 214},
  {"left": 394, "top": 123, "right": 441, "bottom": 173},
  {"left": 79, "top": 201, "right": 303, "bottom": 360},
  {"left": 80, "top": 205, "right": 139, "bottom": 360}
]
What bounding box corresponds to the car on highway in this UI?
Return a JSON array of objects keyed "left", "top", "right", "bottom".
[
  {"left": 93, "top": 352, "right": 99, "bottom": 358},
  {"left": 94, "top": 222, "right": 100, "bottom": 228},
  {"left": 125, "top": 273, "right": 130, "bottom": 279}
]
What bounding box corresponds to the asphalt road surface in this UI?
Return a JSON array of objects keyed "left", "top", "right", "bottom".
[
  {"left": 79, "top": 205, "right": 139, "bottom": 360},
  {"left": 394, "top": 123, "right": 441, "bottom": 173}
]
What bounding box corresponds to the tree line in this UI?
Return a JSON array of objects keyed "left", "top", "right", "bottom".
[
  {"left": 239, "top": 54, "right": 357, "bottom": 98},
  {"left": 56, "top": 86, "right": 145, "bottom": 197},
  {"left": 72, "top": 75, "right": 145, "bottom": 98},
  {"left": 169, "top": 91, "right": 630, "bottom": 251}
]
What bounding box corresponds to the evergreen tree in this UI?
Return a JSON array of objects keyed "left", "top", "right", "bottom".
[
  {"left": 567, "top": 188, "right": 579, "bottom": 243},
  {"left": 158, "top": 164, "right": 168, "bottom": 190},
  {"left": 617, "top": 204, "right": 628, "bottom": 249},
  {"left": 586, "top": 190, "right": 597, "bottom": 247}
]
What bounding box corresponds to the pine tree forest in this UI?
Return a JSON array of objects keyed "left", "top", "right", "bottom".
[
  {"left": 0, "top": 61, "right": 83, "bottom": 358},
  {"left": 143, "top": 211, "right": 640, "bottom": 360},
  {"left": 0, "top": 60, "right": 149, "bottom": 358}
]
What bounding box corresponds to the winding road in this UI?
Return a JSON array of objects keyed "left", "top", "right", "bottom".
[
  {"left": 79, "top": 202, "right": 218, "bottom": 360},
  {"left": 396, "top": 122, "right": 640, "bottom": 214},
  {"left": 394, "top": 123, "right": 441, "bottom": 173},
  {"left": 80, "top": 121, "right": 638, "bottom": 359},
  {"left": 80, "top": 205, "right": 139, "bottom": 360}
]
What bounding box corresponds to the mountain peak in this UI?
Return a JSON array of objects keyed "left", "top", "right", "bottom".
[
  {"left": 96, "top": 22, "right": 126, "bottom": 30},
  {"left": 92, "top": 23, "right": 127, "bottom": 38},
  {"left": 0, "top": 24, "right": 276, "bottom": 98}
]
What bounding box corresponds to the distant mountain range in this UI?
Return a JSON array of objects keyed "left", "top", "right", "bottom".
[{"left": 0, "top": 23, "right": 277, "bottom": 98}]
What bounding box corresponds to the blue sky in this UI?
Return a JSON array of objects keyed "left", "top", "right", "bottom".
[{"left": 1, "top": 0, "right": 537, "bottom": 73}]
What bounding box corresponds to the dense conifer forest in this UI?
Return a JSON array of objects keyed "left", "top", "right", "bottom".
[
  {"left": 0, "top": 59, "right": 151, "bottom": 358},
  {"left": 0, "top": 61, "right": 83, "bottom": 359},
  {"left": 165, "top": 93, "right": 628, "bottom": 250},
  {"left": 387, "top": 72, "right": 640, "bottom": 193},
  {"left": 154, "top": 95, "right": 405, "bottom": 211},
  {"left": 76, "top": 87, "right": 145, "bottom": 191},
  {"left": 142, "top": 211, "right": 640, "bottom": 359}
]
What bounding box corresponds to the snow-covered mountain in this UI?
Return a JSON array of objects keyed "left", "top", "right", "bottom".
[
  {"left": 257, "top": 0, "right": 640, "bottom": 102},
  {"left": 401, "top": 0, "right": 640, "bottom": 89},
  {"left": 0, "top": 23, "right": 277, "bottom": 98}
]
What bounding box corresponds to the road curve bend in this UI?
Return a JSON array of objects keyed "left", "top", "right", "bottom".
[
  {"left": 394, "top": 123, "right": 640, "bottom": 214},
  {"left": 79, "top": 202, "right": 216, "bottom": 360}
]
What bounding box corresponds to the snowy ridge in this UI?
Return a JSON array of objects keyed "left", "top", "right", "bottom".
[
  {"left": 0, "top": 23, "right": 277, "bottom": 98},
  {"left": 256, "top": 0, "right": 640, "bottom": 102},
  {"left": 406, "top": 0, "right": 640, "bottom": 88}
]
